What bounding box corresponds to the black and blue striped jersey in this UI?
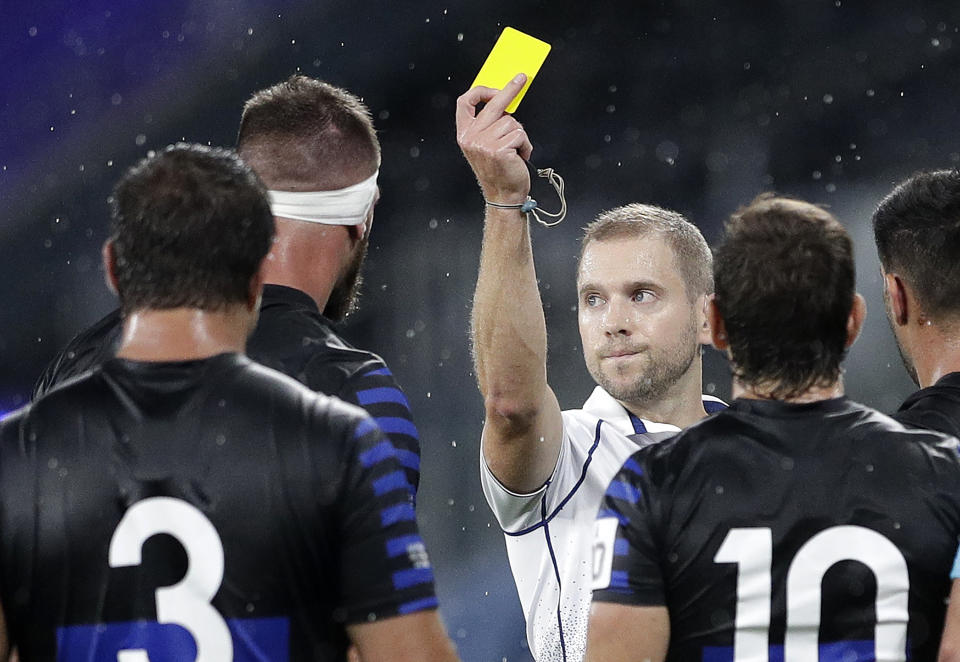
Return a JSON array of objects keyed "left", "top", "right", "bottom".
[
  {"left": 3, "top": 353, "right": 437, "bottom": 661},
  {"left": 894, "top": 371, "right": 960, "bottom": 439},
  {"left": 592, "top": 397, "right": 960, "bottom": 662},
  {"left": 33, "top": 284, "right": 422, "bottom": 491}
]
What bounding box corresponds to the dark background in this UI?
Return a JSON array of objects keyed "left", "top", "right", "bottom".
[{"left": 2, "top": 1, "right": 957, "bottom": 660}]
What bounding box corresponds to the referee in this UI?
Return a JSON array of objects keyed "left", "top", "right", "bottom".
[{"left": 0, "top": 144, "right": 458, "bottom": 661}]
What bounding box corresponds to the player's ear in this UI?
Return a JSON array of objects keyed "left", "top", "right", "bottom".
[
  {"left": 707, "top": 295, "right": 729, "bottom": 351},
  {"left": 247, "top": 262, "right": 267, "bottom": 312},
  {"left": 101, "top": 240, "right": 119, "bottom": 295},
  {"left": 845, "top": 293, "right": 867, "bottom": 349},
  {"left": 696, "top": 294, "right": 712, "bottom": 345},
  {"left": 884, "top": 273, "right": 910, "bottom": 326}
]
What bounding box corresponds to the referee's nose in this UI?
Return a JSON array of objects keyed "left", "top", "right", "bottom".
[{"left": 600, "top": 295, "right": 635, "bottom": 338}]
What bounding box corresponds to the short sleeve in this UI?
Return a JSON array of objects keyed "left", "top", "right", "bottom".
[
  {"left": 591, "top": 451, "right": 667, "bottom": 607},
  {"left": 479, "top": 411, "right": 608, "bottom": 532},
  {"left": 335, "top": 415, "right": 437, "bottom": 623},
  {"left": 332, "top": 363, "right": 422, "bottom": 494}
]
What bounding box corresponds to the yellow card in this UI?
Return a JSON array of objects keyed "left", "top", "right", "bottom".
[{"left": 471, "top": 27, "right": 551, "bottom": 113}]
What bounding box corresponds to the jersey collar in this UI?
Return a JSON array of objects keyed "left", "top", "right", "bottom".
[
  {"left": 581, "top": 386, "right": 682, "bottom": 436},
  {"left": 581, "top": 386, "right": 729, "bottom": 436}
]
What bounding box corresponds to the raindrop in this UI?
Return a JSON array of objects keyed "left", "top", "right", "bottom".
[
  {"left": 456, "top": 33, "right": 464, "bottom": 42},
  {"left": 822, "top": 93, "right": 834, "bottom": 104},
  {"left": 28, "top": 27, "right": 38, "bottom": 37}
]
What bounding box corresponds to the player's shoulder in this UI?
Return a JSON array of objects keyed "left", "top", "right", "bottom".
[
  {"left": 34, "top": 308, "right": 123, "bottom": 398},
  {"left": 647, "top": 396, "right": 958, "bottom": 472},
  {"left": 10, "top": 367, "right": 118, "bottom": 447},
  {"left": 252, "top": 286, "right": 393, "bottom": 392},
  {"left": 230, "top": 354, "right": 372, "bottom": 431},
  {"left": 894, "top": 372, "right": 960, "bottom": 438}
]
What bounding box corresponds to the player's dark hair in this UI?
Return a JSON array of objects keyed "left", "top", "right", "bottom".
[
  {"left": 109, "top": 143, "right": 274, "bottom": 313},
  {"left": 579, "top": 203, "right": 713, "bottom": 300},
  {"left": 873, "top": 169, "right": 960, "bottom": 323},
  {"left": 713, "top": 195, "right": 854, "bottom": 399},
  {"left": 236, "top": 75, "right": 379, "bottom": 190}
]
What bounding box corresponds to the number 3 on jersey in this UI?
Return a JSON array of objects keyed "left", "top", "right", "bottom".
[
  {"left": 715, "top": 525, "right": 910, "bottom": 662},
  {"left": 109, "top": 497, "right": 232, "bottom": 662}
]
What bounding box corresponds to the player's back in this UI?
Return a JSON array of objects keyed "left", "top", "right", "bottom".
[
  {"left": 597, "top": 397, "right": 960, "bottom": 661},
  {"left": 1, "top": 352, "right": 433, "bottom": 662}
]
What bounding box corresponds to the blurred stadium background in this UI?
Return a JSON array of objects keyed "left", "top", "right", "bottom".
[{"left": 3, "top": 1, "right": 959, "bottom": 659}]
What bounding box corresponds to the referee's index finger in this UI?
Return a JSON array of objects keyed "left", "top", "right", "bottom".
[
  {"left": 455, "top": 85, "right": 499, "bottom": 128},
  {"left": 462, "top": 74, "right": 527, "bottom": 131}
]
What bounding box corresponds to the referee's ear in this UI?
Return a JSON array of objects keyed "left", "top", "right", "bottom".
[
  {"left": 707, "top": 295, "right": 730, "bottom": 352},
  {"left": 101, "top": 239, "right": 119, "bottom": 296}
]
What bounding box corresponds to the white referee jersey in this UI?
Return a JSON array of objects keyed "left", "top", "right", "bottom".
[{"left": 480, "top": 386, "right": 725, "bottom": 662}]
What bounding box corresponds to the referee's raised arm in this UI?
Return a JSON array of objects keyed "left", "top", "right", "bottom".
[{"left": 456, "top": 74, "right": 563, "bottom": 494}]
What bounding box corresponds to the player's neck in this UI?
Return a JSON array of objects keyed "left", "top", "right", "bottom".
[
  {"left": 261, "top": 222, "right": 342, "bottom": 312},
  {"left": 116, "top": 307, "right": 253, "bottom": 362},
  {"left": 619, "top": 360, "right": 708, "bottom": 428},
  {"left": 906, "top": 324, "right": 960, "bottom": 388},
  {"left": 732, "top": 377, "right": 844, "bottom": 403}
]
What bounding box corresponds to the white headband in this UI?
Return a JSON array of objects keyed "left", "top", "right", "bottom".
[{"left": 268, "top": 170, "right": 379, "bottom": 233}]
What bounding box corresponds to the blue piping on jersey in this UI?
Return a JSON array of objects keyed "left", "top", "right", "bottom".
[
  {"left": 606, "top": 479, "right": 641, "bottom": 505},
  {"left": 609, "top": 570, "right": 630, "bottom": 590},
  {"left": 395, "top": 448, "right": 420, "bottom": 471},
  {"left": 373, "top": 470, "right": 413, "bottom": 496},
  {"left": 628, "top": 413, "right": 648, "bottom": 435},
  {"left": 357, "top": 386, "right": 411, "bottom": 408},
  {"left": 386, "top": 534, "right": 424, "bottom": 558},
  {"left": 359, "top": 440, "right": 398, "bottom": 467},
  {"left": 392, "top": 567, "right": 435, "bottom": 590},
  {"left": 597, "top": 507, "right": 629, "bottom": 527},
  {"left": 363, "top": 367, "right": 393, "bottom": 377},
  {"left": 398, "top": 596, "right": 439, "bottom": 614},
  {"left": 541, "top": 494, "right": 568, "bottom": 662},
  {"left": 623, "top": 457, "right": 644, "bottom": 477},
  {"left": 354, "top": 417, "right": 381, "bottom": 439},
  {"left": 380, "top": 502, "right": 416, "bottom": 527},
  {"left": 502, "top": 419, "right": 604, "bottom": 538}
]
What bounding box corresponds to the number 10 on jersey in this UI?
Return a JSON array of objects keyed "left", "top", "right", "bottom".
[{"left": 715, "top": 525, "right": 910, "bottom": 662}]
